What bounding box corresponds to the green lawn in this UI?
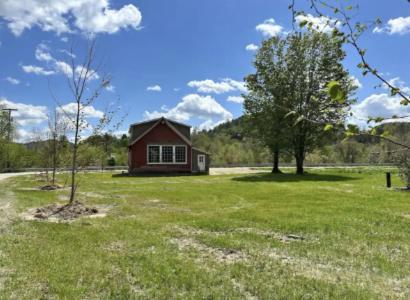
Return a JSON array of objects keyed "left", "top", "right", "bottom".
[{"left": 0, "top": 168, "right": 409, "bottom": 299}]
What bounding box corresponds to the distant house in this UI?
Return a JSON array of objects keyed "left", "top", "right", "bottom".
[{"left": 128, "top": 117, "right": 210, "bottom": 174}]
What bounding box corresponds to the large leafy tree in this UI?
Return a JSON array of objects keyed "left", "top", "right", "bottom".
[
  {"left": 244, "top": 37, "right": 290, "bottom": 173},
  {"left": 245, "top": 32, "right": 356, "bottom": 174}
]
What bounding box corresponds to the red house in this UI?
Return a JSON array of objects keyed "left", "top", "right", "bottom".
[{"left": 128, "top": 117, "right": 210, "bottom": 174}]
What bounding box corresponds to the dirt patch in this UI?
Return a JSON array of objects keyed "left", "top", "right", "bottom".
[
  {"left": 39, "top": 184, "right": 63, "bottom": 191},
  {"left": 210, "top": 167, "right": 270, "bottom": 176},
  {"left": 170, "top": 237, "right": 247, "bottom": 264},
  {"left": 231, "top": 279, "right": 258, "bottom": 300},
  {"left": 263, "top": 248, "right": 409, "bottom": 299},
  {"left": 104, "top": 241, "right": 126, "bottom": 252},
  {"left": 171, "top": 226, "right": 307, "bottom": 243},
  {"left": 20, "top": 202, "right": 111, "bottom": 222}
]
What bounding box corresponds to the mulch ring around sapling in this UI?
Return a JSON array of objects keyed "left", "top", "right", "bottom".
[
  {"left": 39, "top": 184, "right": 64, "bottom": 191},
  {"left": 20, "top": 201, "right": 111, "bottom": 222}
]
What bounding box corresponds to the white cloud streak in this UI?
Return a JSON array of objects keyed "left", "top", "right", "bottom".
[
  {"left": 144, "top": 94, "right": 233, "bottom": 128},
  {"left": 246, "top": 43, "right": 259, "bottom": 52},
  {"left": 0, "top": 0, "right": 142, "bottom": 36},
  {"left": 188, "top": 78, "right": 247, "bottom": 94},
  {"left": 5, "top": 77, "right": 20, "bottom": 85},
  {"left": 374, "top": 16, "right": 410, "bottom": 35},
  {"left": 256, "top": 18, "right": 284, "bottom": 37},
  {"left": 147, "top": 85, "right": 162, "bottom": 92}
]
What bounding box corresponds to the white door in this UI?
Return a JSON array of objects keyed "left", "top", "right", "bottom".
[{"left": 198, "top": 155, "right": 206, "bottom": 172}]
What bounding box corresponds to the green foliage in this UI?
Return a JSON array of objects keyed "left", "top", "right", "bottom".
[
  {"left": 244, "top": 31, "right": 356, "bottom": 173},
  {"left": 107, "top": 156, "right": 116, "bottom": 166},
  {"left": 394, "top": 149, "right": 410, "bottom": 188},
  {"left": 192, "top": 117, "right": 274, "bottom": 165}
]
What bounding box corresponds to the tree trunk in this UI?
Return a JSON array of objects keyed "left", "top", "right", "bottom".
[
  {"left": 295, "top": 152, "right": 305, "bottom": 175},
  {"left": 271, "top": 149, "right": 282, "bottom": 174},
  {"left": 52, "top": 134, "right": 57, "bottom": 186},
  {"left": 69, "top": 102, "right": 80, "bottom": 205}
]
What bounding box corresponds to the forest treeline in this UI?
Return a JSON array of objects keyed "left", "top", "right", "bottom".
[
  {"left": 192, "top": 117, "right": 410, "bottom": 166},
  {"left": 1, "top": 116, "right": 407, "bottom": 170}
]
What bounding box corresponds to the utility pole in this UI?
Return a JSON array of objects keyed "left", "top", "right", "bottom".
[{"left": 1, "top": 108, "right": 18, "bottom": 170}]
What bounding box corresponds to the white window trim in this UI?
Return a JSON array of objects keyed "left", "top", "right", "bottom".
[{"left": 147, "top": 144, "right": 187, "bottom": 165}]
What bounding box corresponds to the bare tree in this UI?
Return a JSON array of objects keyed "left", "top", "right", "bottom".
[
  {"left": 55, "top": 40, "right": 112, "bottom": 204},
  {"left": 46, "top": 108, "right": 68, "bottom": 186}
]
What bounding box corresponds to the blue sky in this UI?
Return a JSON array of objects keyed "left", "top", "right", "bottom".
[{"left": 0, "top": 0, "right": 409, "bottom": 141}]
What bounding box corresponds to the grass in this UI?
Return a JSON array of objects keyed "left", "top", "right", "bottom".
[{"left": 0, "top": 168, "right": 409, "bottom": 299}]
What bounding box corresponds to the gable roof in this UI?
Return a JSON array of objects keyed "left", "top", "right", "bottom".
[
  {"left": 129, "top": 117, "right": 192, "bottom": 147},
  {"left": 129, "top": 117, "right": 191, "bottom": 130}
]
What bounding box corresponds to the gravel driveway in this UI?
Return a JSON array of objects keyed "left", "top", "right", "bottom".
[{"left": 0, "top": 172, "right": 38, "bottom": 182}]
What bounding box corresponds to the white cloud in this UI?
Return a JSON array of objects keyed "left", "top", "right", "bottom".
[
  {"left": 5, "top": 77, "right": 20, "bottom": 85},
  {"left": 256, "top": 18, "right": 284, "bottom": 37},
  {"left": 105, "top": 84, "right": 115, "bottom": 92},
  {"left": 349, "top": 77, "right": 410, "bottom": 127},
  {"left": 224, "top": 78, "right": 248, "bottom": 93},
  {"left": 197, "top": 119, "right": 226, "bottom": 131},
  {"left": 0, "top": 0, "right": 142, "bottom": 36},
  {"left": 0, "top": 98, "right": 48, "bottom": 126},
  {"left": 246, "top": 43, "right": 259, "bottom": 52},
  {"left": 188, "top": 79, "right": 234, "bottom": 94},
  {"left": 60, "top": 37, "right": 68, "bottom": 42},
  {"left": 35, "top": 43, "right": 53, "bottom": 61},
  {"left": 59, "top": 49, "right": 76, "bottom": 58},
  {"left": 23, "top": 44, "right": 99, "bottom": 80},
  {"left": 350, "top": 93, "right": 410, "bottom": 127},
  {"left": 227, "top": 96, "right": 244, "bottom": 104},
  {"left": 295, "top": 14, "right": 340, "bottom": 34},
  {"left": 55, "top": 61, "right": 73, "bottom": 76},
  {"left": 350, "top": 76, "right": 362, "bottom": 89},
  {"left": 57, "top": 103, "right": 104, "bottom": 119},
  {"left": 147, "top": 85, "right": 162, "bottom": 92},
  {"left": 386, "top": 77, "right": 410, "bottom": 94},
  {"left": 373, "top": 16, "right": 410, "bottom": 35},
  {"left": 173, "top": 88, "right": 180, "bottom": 92},
  {"left": 144, "top": 94, "right": 233, "bottom": 126},
  {"left": 21, "top": 65, "right": 56, "bottom": 76},
  {"left": 188, "top": 78, "right": 247, "bottom": 94}
]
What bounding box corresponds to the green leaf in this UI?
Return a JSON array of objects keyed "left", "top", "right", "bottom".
[
  {"left": 400, "top": 99, "right": 409, "bottom": 106},
  {"left": 299, "top": 20, "right": 308, "bottom": 28},
  {"left": 391, "top": 88, "right": 400, "bottom": 96},
  {"left": 324, "top": 124, "right": 334, "bottom": 131},
  {"left": 327, "top": 81, "right": 345, "bottom": 102},
  {"left": 346, "top": 5, "right": 353, "bottom": 10}
]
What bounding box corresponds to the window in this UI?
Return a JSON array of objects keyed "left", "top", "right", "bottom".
[
  {"left": 162, "top": 146, "right": 173, "bottom": 163},
  {"left": 175, "top": 146, "right": 186, "bottom": 163},
  {"left": 148, "top": 146, "right": 160, "bottom": 163},
  {"left": 147, "top": 145, "right": 187, "bottom": 164}
]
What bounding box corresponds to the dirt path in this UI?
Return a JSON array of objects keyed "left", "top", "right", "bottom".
[{"left": 0, "top": 173, "right": 37, "bottom": 231}]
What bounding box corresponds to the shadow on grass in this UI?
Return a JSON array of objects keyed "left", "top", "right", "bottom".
[{"left": 232, "top": 172, "right": 359, "bottom": 183}]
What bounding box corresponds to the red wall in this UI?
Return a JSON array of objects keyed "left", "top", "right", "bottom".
[{"left": 129, "top": 122, "right": 192, "bottom": 172}]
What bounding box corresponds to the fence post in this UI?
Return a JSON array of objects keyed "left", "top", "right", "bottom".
[{"left": 386, "top": 172, "right": 391, "bottom": 188}]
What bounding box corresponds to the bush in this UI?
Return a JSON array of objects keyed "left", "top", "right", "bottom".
[
  {"left": 107, "top": 156, "right": 116, "bottom": 166},
  {"left": 394, "top": 149, "right": 410, "bottom": 189}
]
